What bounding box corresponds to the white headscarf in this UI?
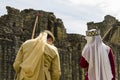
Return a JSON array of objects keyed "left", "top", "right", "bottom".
[{"left": 82, "top": 29, "right": 113, "bottom": 80}]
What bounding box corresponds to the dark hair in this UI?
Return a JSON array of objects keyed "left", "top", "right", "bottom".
[{"left": 47, "top": 34, "right": 53, "bottom": 40}]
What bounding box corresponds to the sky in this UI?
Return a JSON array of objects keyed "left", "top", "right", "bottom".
[{"left": 0, "top": 0, "right": 120, "bottom": 35}]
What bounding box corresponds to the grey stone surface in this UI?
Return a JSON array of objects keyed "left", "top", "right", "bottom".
[{"left": 0, "top": 6, "right": 120, "bottom": 80}]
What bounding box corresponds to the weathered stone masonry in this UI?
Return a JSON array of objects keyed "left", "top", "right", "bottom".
[{"left": 0, "top": 6, "right": 120, "bottom": 80}]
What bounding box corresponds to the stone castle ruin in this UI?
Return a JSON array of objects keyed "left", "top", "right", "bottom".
[{"left": 0, "top": 6, "right": 120, "bottom": 80}]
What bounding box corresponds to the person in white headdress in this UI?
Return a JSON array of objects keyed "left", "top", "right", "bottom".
[
  {"left": 13, "top": 30, "right": 61, "bottom": 80},
  {"left": 80, "top": 29, "right": 115, "bottom": 80}
]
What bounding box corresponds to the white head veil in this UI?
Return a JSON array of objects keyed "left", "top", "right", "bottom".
[{"left": 82, "top": 29, "right": 113, "bottom": 80}]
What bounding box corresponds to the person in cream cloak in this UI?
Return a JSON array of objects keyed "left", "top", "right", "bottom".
[{"left": 13, "top": 30, "right": 61, "bottom": 80}]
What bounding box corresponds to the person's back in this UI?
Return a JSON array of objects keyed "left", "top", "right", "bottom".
[
  {"left": 79, "top": 29, "right": 115, "bottom": 80},
  {"left": 14, "top": 38, "right": 44, "bottom": 80},
  {"left": 13, "top": 30, "right": 61, "bottom": 80},
  {"left": 44, "top": 43, "right": 61, "bottom": 80}
]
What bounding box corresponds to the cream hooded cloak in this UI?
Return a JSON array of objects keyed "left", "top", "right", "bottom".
[{"left": 13, "top": 31, "right": 61, "bottom": 80}]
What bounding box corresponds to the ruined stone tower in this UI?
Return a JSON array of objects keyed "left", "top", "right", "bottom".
[
  {"left": 0, "top": 6, "right": 120, "bottom": 80},
  {"left": 0, "top": 6, "right": 85, "bottom": 80}
]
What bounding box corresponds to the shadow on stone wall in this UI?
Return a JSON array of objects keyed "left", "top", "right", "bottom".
[{"left": 0, "top": 6, "right": 120, "bottom": 80}]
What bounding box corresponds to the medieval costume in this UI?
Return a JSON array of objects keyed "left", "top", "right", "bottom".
[
  {"left": 80, "top": 29, "right": 115, "bottom": 80},
  {"left": 13, "top": 30, "right": 61, "bottom": 80}
]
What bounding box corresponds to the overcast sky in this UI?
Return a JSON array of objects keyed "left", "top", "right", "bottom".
[{"left": 0, "top": 0, "right": 120, "bottom": 35}]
